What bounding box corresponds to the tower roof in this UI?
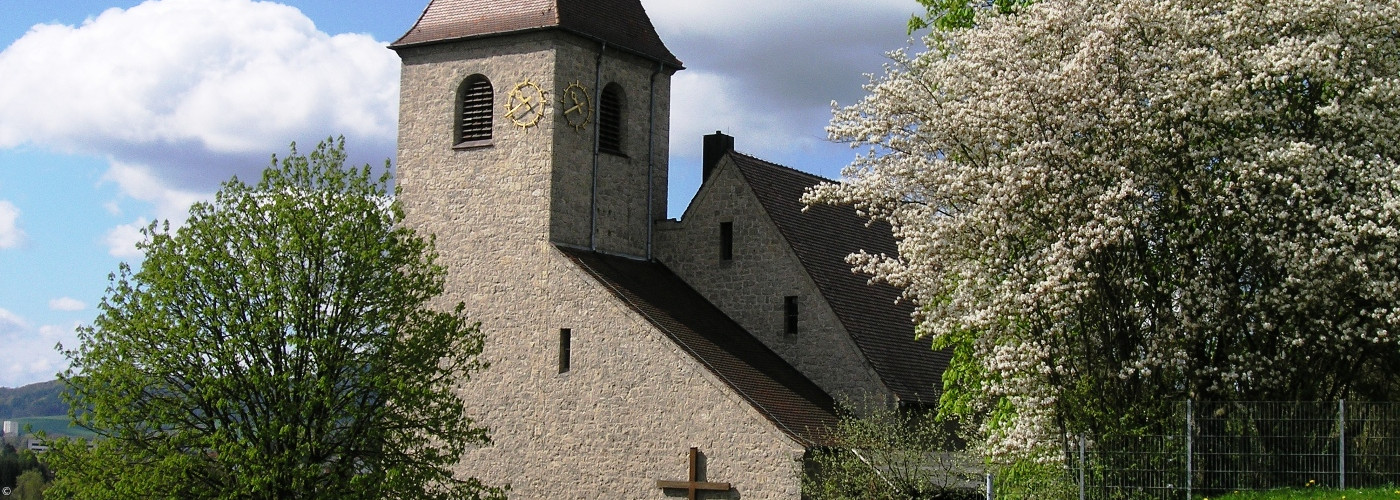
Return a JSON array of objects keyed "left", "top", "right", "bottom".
[{"left": 390, "top": 0, "right": 683, "bottom": 68}]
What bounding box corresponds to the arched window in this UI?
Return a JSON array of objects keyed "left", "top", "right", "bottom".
[
  {"left": 456, "top": 75, "right": 493, "bottom": 146},
  {"left": 598, "top": 83, "right": 624, "bottom": 155}
]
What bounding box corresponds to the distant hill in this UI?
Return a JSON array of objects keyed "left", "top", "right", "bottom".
[{"left": 0, "top": 379, "right": 68, "bottom": 419}]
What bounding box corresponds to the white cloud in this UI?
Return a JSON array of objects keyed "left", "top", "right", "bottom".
[
  {"left": 98, "top": 162, "right": 211, "bottom": 258},
  {"left": 105, "top": 218, "right": 149, "bottom": 258},
  {"left": 103, "top": 161, "right": 210, "bottom": 225},
  {"left": 1, "top": 354, "right": 57, "bottom": 388},
  {"left": 48, "top": 297, "right": 87, "bottom": 312},
  {"left": 645, "top": 0, "right": 912, "bottom": 36},
  {"left": 39, "top": 323, "right": 79, "bottom": 339},
  {"left": 0, "top": 320, "right": 79, "bottom": 388},
  {"left": 0, "top": 200, "right": 22, "bottom": 249},
  {"left": 670, "top": 71, "right": 829, "bottom": 160},
  {"left": 0, "top": 0, "right": 400, "bottom": 191},
  {"left": 0, "top": 308, "right": 28, "bottom": 335},
  {"left": 645, "top": 0, "right": 917, "bottom": 166}
]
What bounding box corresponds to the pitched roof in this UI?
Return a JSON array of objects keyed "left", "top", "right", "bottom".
[
  {"left": 559, "top": 246, "right": 839, "bottom": 447},
  {"left": 729, "top": 153, "right": 951, "bottom": 405},
  {"left": 390, "top": 0, "right": 683, "bottom": 68}
]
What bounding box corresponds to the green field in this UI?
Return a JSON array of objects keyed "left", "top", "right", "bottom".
[
  {"left": 9, "top": 415, "right": 95, "bottom": 439},
  {"left": 1203, "top": 487, "right": 1400, "bottom": 499}
]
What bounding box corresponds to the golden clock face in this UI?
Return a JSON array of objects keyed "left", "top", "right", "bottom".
[
  {"left": 505, "top": 79, "right": 547, "bottom": 129},
  {"left": 560, "top": 81, "right": 592, "bottom": 132}
]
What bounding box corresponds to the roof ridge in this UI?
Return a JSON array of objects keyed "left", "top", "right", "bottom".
[{"left": 731, "top": 151, "right": 838, "bottom": 185}]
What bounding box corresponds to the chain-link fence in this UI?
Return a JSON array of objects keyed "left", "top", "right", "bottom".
[
  {"left": 984, "top": 401, "right": 1400, "bottom": 499},
  {"left": 1046, "top": 401, "right": 1400, "bottom": 499}
]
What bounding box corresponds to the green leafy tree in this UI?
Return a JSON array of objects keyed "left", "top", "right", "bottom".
[
  {"left": 46, "top": 138, "right": 506, "bottom": 500},
  {"left": 11, "top": 468, "right": 47, "bottom": 500},
  {"left": 803, "top": 407, "right": 978, "bottom": 500},
  {"left": 907, "top": 0, "right": 1032, "bottom": 32},
  {"left": 0, "top": 443, "right": 44, "bottom": 496}
]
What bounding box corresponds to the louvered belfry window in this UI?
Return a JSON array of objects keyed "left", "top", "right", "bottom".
[
  {"left": 599, "top": 83, "right": 624, "bottom": 155},
  {"left": 457, "top": 75, "right": 493, "bottom": 146}
]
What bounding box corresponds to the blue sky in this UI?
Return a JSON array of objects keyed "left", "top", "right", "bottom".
[{"left": 0, "top": 0, "right": 918, "bottom": 388}]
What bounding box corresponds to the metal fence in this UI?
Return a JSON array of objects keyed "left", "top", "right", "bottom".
[{"left": 1047, "top": 401, "right": 1400, "bottom": 499}]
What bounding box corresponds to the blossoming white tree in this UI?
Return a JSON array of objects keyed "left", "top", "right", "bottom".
[{"left": 807, "top": 0, "right": 1400, "bottom": 458}]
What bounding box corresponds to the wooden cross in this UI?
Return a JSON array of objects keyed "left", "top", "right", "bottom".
[{"left": 656, "top": 447, "right": 731, "bottom": 500}]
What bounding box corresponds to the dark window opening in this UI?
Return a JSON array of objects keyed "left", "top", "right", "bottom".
[
  {"left": 720, "top": 221, "right": 733, "bottom": 261},
  {"left": 456, "top": 75, "right": 493, "bottom": 146},
  {"left": 558, "top": 328, "right": 571, "bottom": 373},
  {"left": 599, "top": 83, "right": 624, "bottom": 155},
  {"left": 784, "top": 296, "right": 799, "bottom": 335}
]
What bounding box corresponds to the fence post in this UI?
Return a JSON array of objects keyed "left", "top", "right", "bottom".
[
  {"left": 1079, "top": 434, "right": 1086, "bottom": 500},
  {"left": 1186, "top": 399, "right": 1193, "bottom": 500},
  {"left": 986, "top": 472, "right": 993, "bottom": 500},
  {"left": 1339, "top": 400, "right": 1346, "bottom": 490}
]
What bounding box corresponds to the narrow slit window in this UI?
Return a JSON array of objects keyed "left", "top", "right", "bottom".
[
  {"left": 784, "top": 296, "right": 798, "bottom": 335},
  {"left": 558, "top": 328, "right": 572, "bottom": 373},
  {"left": 456, "top": 75, "right": 493, "bottom": 146},
  {"left": 598, "top": 83, "right": 624, "bottom": 155},
  {"left": 720, "top": 221, "right": 733, "bottom": 261}
]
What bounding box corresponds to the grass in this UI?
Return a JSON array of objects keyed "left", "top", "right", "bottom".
[
  {"left": 12, "top": 415, "right": 96, "bottom": 439},
  {"left": 1202, "top": 486, "right": 1400, "bottom": 499}
]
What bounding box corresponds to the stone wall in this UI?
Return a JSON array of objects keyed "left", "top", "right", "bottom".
[
  {"left": 397, "top": 33, "right": 805, "bottom": 499},
  {"left": 454, "top": 245, "right": 808, "bottom": 498},
  {"left": 550, "top": 39, "right": 671, "bottom": 259},
  {"left": 654, "top": 157, "right": 891, "bottom": 406}
]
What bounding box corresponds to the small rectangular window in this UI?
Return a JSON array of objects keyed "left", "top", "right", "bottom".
[
  {"left": 784, "top": 296, "right": 798, "bottom": 335},
  {"left": 720, "top": 221, "right": 733, "bottom": 261},
  {"left": 559, "top": 329, "right": 571, "bottom": 373}
]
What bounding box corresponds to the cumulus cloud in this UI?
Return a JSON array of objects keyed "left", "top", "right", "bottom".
[
  {"left": 2, "top": 357, "right": 57, "bottom": 388},
  {"left": 39, "top": 323, "right": 79, "bottom": 339},
  {"left": 0, "top": 319, "right": 79, "bottom": 388},
  {"left": 0, "top": 200, "right": 22, "bottom": 249},
  {"left": 0, "top": 0, "right": 400, "bottom": 192},
  {"left": 48, "top": 297, "right": 87, "bottom": 312},
  {"left": 97, "top": 162, "right": 213, "bottom": 258},
  {"left": 670, "top": 71, "right": 828, "bottom": 157},
  {"left": 646, "top": 0, "right": 916, "bottom": 161},
  {"left": 103, "top": 161, "right": 211, "bottom": 225},
  {"left": 0, "top": 308, "right": 27, "bottom": 334},
  {"left": 105, "top": 217, "right": 150, "bottom": 258}
]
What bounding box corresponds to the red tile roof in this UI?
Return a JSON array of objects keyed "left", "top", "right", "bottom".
[
  {"left": 730, "top": 153, "right": 952, "bottom": 406},
  {"left": 559, "top": 246, "right": 839, "bottom": 446},
  {"left": 390, "top": 0, "right": 682, "bottom": 68}
]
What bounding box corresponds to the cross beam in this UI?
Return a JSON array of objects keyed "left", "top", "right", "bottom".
[{"left": 657, "top": 447, "right": 731, "bottom": 500}]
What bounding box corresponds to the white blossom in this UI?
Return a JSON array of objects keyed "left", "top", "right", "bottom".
[{"left": 807, "top": 0, "right": 1400, "bottom": 458}]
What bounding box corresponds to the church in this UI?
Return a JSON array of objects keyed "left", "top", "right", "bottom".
[{"left": 389, "top": 0, "right": 950, "bottom": 497}]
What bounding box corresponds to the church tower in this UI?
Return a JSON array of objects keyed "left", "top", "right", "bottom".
[
  {"left": 392, "top": 0, "right": 681, "bottom": 262},
  {"left": 388, "top": 2, "right": 851, "bottom": 498}
]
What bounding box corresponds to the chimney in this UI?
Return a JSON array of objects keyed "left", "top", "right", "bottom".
[{"left": 702, "top": 131, "right": 734, "bottom": 183}]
